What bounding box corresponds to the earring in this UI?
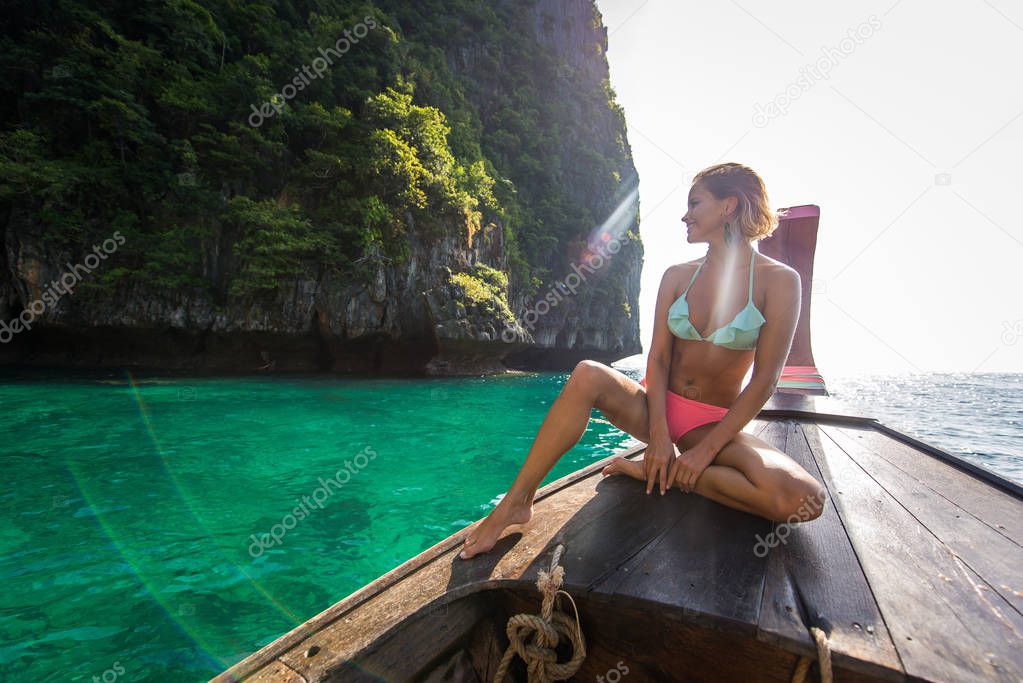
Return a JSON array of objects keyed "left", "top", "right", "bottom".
[{"left": 723, "top": 221, "right": 732, "bottom": 245}]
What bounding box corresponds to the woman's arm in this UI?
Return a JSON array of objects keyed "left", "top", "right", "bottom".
[
  {"left": 699, "top": 266, "right": 802, "bottom": 455},
  {"left": 645, "top": 266, "right": 679, "bottom": 441},
  {"left": 642, "top": 266, "right": 682, "bottom": 494}
]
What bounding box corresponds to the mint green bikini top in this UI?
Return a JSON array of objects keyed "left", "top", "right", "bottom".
[{"left": 667, "top": 249, "right": 765, "bottom": 351}]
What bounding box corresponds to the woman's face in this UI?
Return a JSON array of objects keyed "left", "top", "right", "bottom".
[{"left": 682, "top": 184, "right": 733, "bottom": 243}]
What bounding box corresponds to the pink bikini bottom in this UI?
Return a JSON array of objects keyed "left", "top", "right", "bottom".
[{"left": 639, "top": 376, "right": 729, "bottom": 442}]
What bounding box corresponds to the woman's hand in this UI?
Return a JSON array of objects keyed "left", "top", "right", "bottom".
[
  {"left": 668, "top": 441, "right": 718, "bottom": 493},
  {"left": 643, "top": 433, "right": 679, "bottom": 495}
]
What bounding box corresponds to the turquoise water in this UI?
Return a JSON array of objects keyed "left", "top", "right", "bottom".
[
  {"left": 2, "top": 367, "right": 1020, "bottom": 682},
  {"left": 0, "top": 369, "right": 636, "bottom": 682}
]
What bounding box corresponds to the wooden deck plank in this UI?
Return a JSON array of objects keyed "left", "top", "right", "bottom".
[
  {"left": 747, "top": 418, "right": 774, "bottom": 436},
  {"left": 549, "top": 474, "right": 691, "bottom": 591},
  {"left": 762, "top": 393, "right": 877, "bottom": 422},
  {"left": 821, "top": 424, "right": 1023, "bottom": 617},
  {"left": 810, "top": 423, "right": 1023, "bottom": 682},
  {"left": 242, "top": 661, "right": 305, "bottom": 682},
  {"left": 591, "top": 490, "right": 771, "bottom": 629},
  {"left": 824, "top": 425, "right": 1023, "bottom": 547},
  {"left": 313, "top": 596, "right": 492, "bottom": 682},
  {"left": 952, "top": 557, "right": 1023, "bottom": 676},
  {"left": 757, "top": 421, "right": 904, "bottom": 680},
  {"left": 588, "top": 423, "right": 798, "bottom": 631}
]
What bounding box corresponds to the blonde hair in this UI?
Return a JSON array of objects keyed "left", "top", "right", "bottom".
[{"left": 691, "top": 163, "right": 787, "bottom": 242}]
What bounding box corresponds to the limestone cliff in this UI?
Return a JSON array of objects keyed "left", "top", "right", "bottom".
[{"left": 0, "top": 0, "right": 642, "bottom": 375}]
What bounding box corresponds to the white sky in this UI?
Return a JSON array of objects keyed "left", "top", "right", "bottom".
[{"left": 596, "top": 0, "right": 1023, "bottom": 374}]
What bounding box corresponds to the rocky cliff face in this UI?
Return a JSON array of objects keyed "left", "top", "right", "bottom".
[{"left": 0, "top": 0, "right": 642, "bottom": 375}]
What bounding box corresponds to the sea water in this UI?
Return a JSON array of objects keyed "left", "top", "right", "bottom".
[{"left": 0, "top": 369, "right": 634, "bottom": 681}]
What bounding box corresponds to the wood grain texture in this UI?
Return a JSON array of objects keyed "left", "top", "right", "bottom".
[
  {"left": 757, "top": 421, "right": 903, "bottom": 681},
  {"left": 823, "top": 425, "right": 1023, "bottom": 545},
  {"left": 811, "top": 423, "right": 1022, "bottom": 682},
  {"left": 821, "top": 424, "right": 1023, "bottom": 615}
]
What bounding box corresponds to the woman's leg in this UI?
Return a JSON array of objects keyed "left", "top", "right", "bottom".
[
  {"left": 459, "top": 361, "right": 649, "bottom": 559},
  {"left": 689, "top": 430, "right": 826, "bottom": 522},
  {"left": 603, "top": 425, "right": 826, "bottom": 523}
]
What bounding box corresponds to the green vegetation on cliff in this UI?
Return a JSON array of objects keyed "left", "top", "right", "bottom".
[
  {"left": 0, "top": 0, "right": 634, "bottom": 304},
  {"left": 449, "top": 264, "right": 514, "bottom": 322}
]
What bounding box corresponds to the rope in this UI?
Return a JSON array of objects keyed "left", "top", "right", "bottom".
[
  {"left": 493, "top": 544, "right": 586, "bottom": 682},
  {"left": 789, "top": 626, "right": 833, "bottom": 683}
]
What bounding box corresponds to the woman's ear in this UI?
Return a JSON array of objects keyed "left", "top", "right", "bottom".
[{"left": 726, "top": 195, "right": 738, "bottom": 217}]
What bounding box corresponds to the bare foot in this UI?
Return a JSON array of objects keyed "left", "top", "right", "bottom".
[
  {"left": 601, "top": 456, "right": 647, "bottom": 482},
  {"left": 458, "top": 497, "right": 533, "bottom": 560},
  {"left": 603, "top": 456, "right": 685, "bottom": 493}
]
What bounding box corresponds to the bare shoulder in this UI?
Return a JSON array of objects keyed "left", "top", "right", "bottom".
[
  {"left": 756, "top": 252, "right": 800, "bottom": 288},
  {"left": 662, "top": 260, "right": 692, "bottom": 283},
  {"left": 667, "top": 258, "right": 702, "bottom": 270},
  {"left": 666, "top": 258, "right": 704, "bottom": 286},
  {"left": 671, "top": 258, "right": 703, "bottom": 276}
]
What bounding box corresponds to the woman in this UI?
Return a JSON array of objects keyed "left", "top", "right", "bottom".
[{"left": 459, "top": 162, "right": 826, "bottom": 560}]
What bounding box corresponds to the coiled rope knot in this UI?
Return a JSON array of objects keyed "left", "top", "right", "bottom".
[{"left": 494, "top": 544, "right": 586, "bottom": 682}]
